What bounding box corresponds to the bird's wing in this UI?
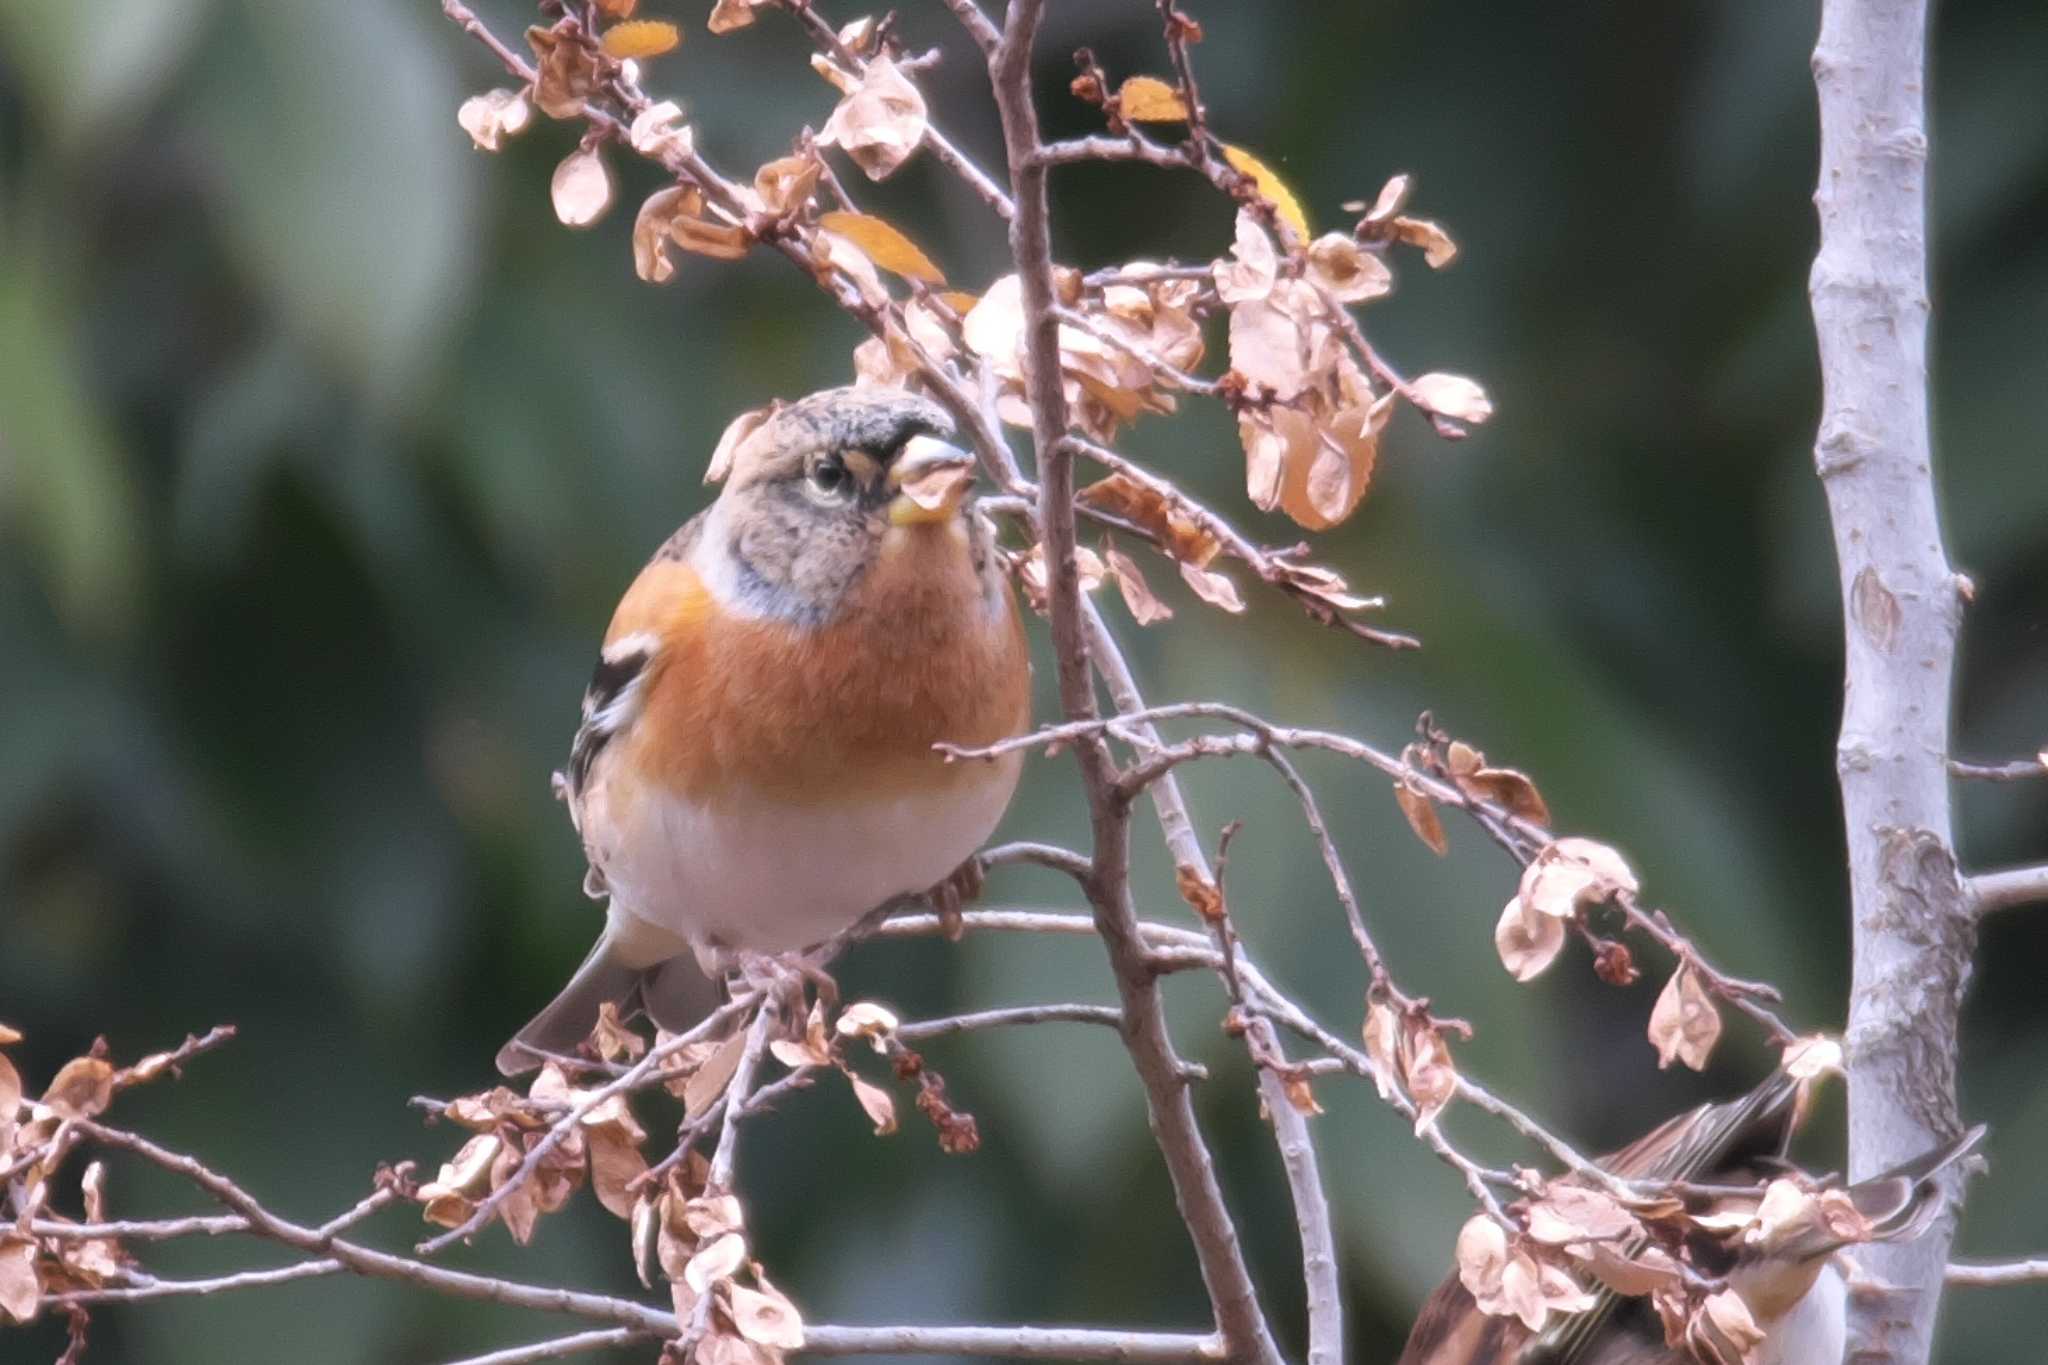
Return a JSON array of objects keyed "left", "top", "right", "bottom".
[
  {"left": 1533, "top": 1069, "right": 1804, "bottom": 1364},
  {"left": 1397, "top": 1071, "right": 1806, "bottom": 1365},
  {"left": 561, "top": 513, "right": 708, "bottom": 815}
]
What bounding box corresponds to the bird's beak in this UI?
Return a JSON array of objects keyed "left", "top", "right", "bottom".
[{"left": 887, "top": 435, "right": 977, "bottom": 526}]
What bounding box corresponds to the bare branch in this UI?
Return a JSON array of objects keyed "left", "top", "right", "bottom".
[
  {"left": 1248, "top": 1022, "right": 1344, "bottom": 1365},
  {"left": 934, "top": 0, "right": 1002, "bottom": 58},
  {"left": 1813, "top": 0, "right": 1973, "bottom": 1356},
  {"left": 978, "top": 0, "right": 1284, "bottom": 1356},
  {"left": 1968, "top": 863, "right": 2048, "bottom": 915},
  {"left": 1947, "top": 1259, "right": 2048, "bottom": 1288},
  {"left": 1080, "top": 600, "right": 1342, "bottom": 1358}
]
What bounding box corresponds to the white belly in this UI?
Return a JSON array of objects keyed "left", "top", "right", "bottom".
[
  {"left": 1759, "top": 1263, "right": 1846, "bottom": 1365},
  {"left": 600, "top": 755, "right": 1021, "bottom": 958}
]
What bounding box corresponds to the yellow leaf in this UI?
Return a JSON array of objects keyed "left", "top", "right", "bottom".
[
  {"left": 937, "top": 289, "right": 979, "bottom": 315},
  {"left": 1222, "top": 144, "right": 1309, "bottom": 241},
  {"left": 600, "top": 19, "right": 681, "bottom": 59},
  {"left": 815, "top": 211, "right": 945, "bottom": 284},
  {"left": 1117, "top": 75, "right": 1188, "bottom": 122}
]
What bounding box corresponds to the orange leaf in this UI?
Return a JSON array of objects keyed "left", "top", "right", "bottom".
[
  {"left": 600, "top": 19, "right": 681, "bottom": 59},
  {"left": 816, "top": 211, "right": 945, "bottom": 284},
  {"left": 1222, "top": 144, "right": 1309, "bottom": 240},
  {"left": 1117, "top": 75, "right": 1189, "bottom": 122}
]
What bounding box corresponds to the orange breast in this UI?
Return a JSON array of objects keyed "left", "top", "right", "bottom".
[{"left": 606, "top": 525, "right": 1030, "bottom": 804}]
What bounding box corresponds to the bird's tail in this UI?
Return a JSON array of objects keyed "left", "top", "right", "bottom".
[
  {"left": 1796, "top": 1123, "right": 1987, "bottom": 1260},
  {"left": 496, "top": 915, "right": 719, "bottom": 1076}
]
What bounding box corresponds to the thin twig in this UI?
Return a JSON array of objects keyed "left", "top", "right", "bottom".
[
  {"left": 442, "top": 1327, "right": 655, "bottom": 1365},
  {"left": 1949, "top": 756, "right": 2046, "bottom": 782},
  {"left": 896, "top": 1004, "right": 1125, "bottom": 1042}
]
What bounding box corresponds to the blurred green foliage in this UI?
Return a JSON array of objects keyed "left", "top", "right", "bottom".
[{"left": 3, "top": 1, "right": 2045, "bottom": 1361}]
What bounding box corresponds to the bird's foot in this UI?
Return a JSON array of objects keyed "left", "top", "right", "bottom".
[{"left": 925, "top": 855, "right": 987, "bottom": 941}]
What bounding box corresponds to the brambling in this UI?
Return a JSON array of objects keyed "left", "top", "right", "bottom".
[
  {"left": 497, "top": 387, "right": 1031, "bottom": 1076},
  {"left": 1398, "top": 1069, "right": 1983, "bottom": 1365}
]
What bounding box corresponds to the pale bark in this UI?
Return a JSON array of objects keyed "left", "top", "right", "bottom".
[{"left": 1810, "top": 2, "right": 1976, "bottom": 1360}]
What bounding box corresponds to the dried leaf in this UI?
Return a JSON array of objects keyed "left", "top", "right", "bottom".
[
  {"left": 590, "top": 1002, "right": 647, "bottom": 1063},
  {"left": 587, "top": 1124, "right": 648, "bottom": 1219},
  {"left": 1455, "top": 764, "right": 1551, "bottom": 826},
  {"left": 834, "top": 1003, "right": 899, "bottom": 1050},
  {"left": 1280, "top": 1071, "right": 1324, "bottom": 1116},
  {"left": 1392, "top": 216, "right": 1458, "bottom": 267},
  {"left": 629, "top": 100, "right": 694, "bottom": 159},
  {"left": 1578, "top": 1242, "right": 1683, "bottom": 1297},
  {"left": 1276, "top": 399, "right": 1385, "bottom": 531},
  {"left": 707, "top": 0, "right": 766, "bottom": 33},
  {"left": 1221, "top": 144, "right": 1310, "bottom": 241},
  {"left": 1103, "top": 545, "right": 1173, "bottom": 625},
  {"left": 631, "top": 188, "right": 688, "bottom": 283},
  {"left": 1213, "top": 209, "right": 1278, "bottom": 305},
  {"left": 1179, "top": 561, "right": 1245, "bottom": 613},
  {"left": 1361, "top": 1000, "right": 1402, "bottom": 1104},
  {"left": 1306, "top": 233, "right": 1391, "bottom": 303},
  {"left": 1647, "top": 961, "right": 1723, "bottom": 1071},
  {"left": 1117, "top": 74, "right": 1189, "bottom": 122},
  {"left": 0, "top": 1235, "right": 37, "bottom": 1325},
  {"left": 418, "top": 1132, "right": 502, "bottom": 1229},
  {"left": 1394, "top": 783, "right": 1449, "bottom": 856},
  {"left": 457, "top": 87, "right": 532, "bottom": 152},
  {"left": 727, "top": 1280, "right": 806, "bottom": 1349},
  {"left": 847, "top": 1073, "right": 897, "bottom": 1135},
  {"left": 1455, "top": 1215, "right": 1509, "bottom": 1302},
  {"left": 1362, "top": 173, "right": 1412, "bottom": 224},
  {"left": 1174, "top": 863, "right": 1224, "bottom": 922},
  {"left": 684, "top": 1031, "right": 749, "bottom": 1117},
  {"left": 1517, "top": 837, "right": 1637, "bottom": 919},
  {"left": 818, "top": 55, "right": 927, "bottom": 181},
  {"left": 1688, "top": 1289, "right": 1766, "bottom": 1365},
  {"left": 815, "top": 211, "right": 944, "bottom": 284},
  {"left": 1076, "top": 474, "right": 1219, "bottom": 567},
  {"left": 1409, "top": 371, "right": 1494, "bottom": 424},
  {"left": 751, "top": 153, "right": 821, "bottom": 217},
  {"left": 1525, "top": 1185, "right": 1640, "bottom": 1245},
  {"left": 1495, "top": 897, "right": 1567, "bottom": 982},
  {"left": 600, "top": 19, "right": 681, "bottom": 59},
  {"left": 527, "top": 25, "right": 604, "bottom": 119},
  {"left": 43, "top": 1056, "right": 114, "bottom": 1120},
  {"left": 664, "top": 192, "right": 749, "bottom": 276},
  {"left": 551, "top": 147, "right": 615, "bottom": 228},
  {"left": 704, "top": 403, "right": 779, "bottom": 484},
  {"left": 1402, "top": 1017, "right": 1458, "bottom": 1133}
]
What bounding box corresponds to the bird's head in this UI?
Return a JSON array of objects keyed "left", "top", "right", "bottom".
[{"left": 705, "top": 386, "right": 989, "bottom": 622}]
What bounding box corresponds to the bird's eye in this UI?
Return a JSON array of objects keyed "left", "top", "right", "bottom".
[{"left": 806, "top": 456, "right": 850, "bottom": 499}]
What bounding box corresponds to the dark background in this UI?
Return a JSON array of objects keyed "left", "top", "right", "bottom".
[{"left": 3, "top": 1, "right": 2044, "bottom": 1360}]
